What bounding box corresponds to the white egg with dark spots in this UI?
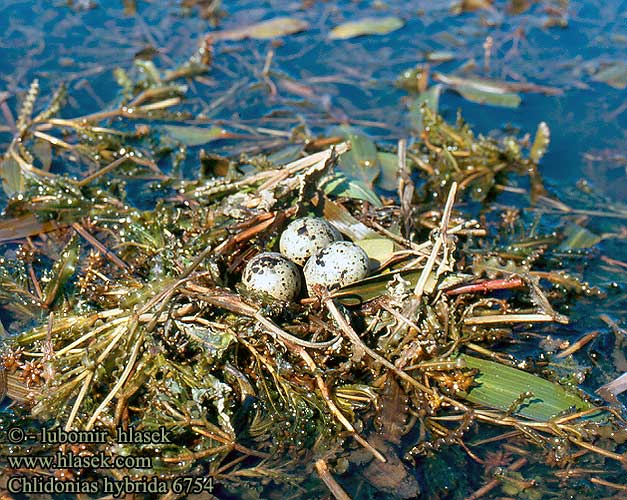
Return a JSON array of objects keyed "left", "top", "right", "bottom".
[
  {"left": 304, "top": 241, "right": 369, "bottom": 294},
  {"left": 280, "top": 217, "right": 342, "bottom": 266},
  {"left": 242, "top": 252, "right": 302, "bottom": 301}
]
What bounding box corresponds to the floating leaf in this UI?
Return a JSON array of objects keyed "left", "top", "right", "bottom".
[
  {"left": 559, "top": 224, "right": 601, "bottom": 250},
  {"left": 33, "top": 139, "right": 52, "bottom": 171},
  {"left": 321, "top": 174, "right": 382, "bottom": 207},
  {"left": 355, "top": 238, "right": 395, "bottom": 269},
  {"left": 426, "top": 51, "right": 455, "bottom": 62},
  {"left": 376, "top": 152, "right": 400, "bottom": 192},
  {"left": 333, "top": 269, "right": 422, "bottom": 305},
  {"left": 163, "top": 125, "right": 230, "bottom": 146},
  {"left": 460, "top": 354, "right": 594, "bottom": 421},
  {"left": 322, "top": 199, "right": 379, "bottom": 242},
  {"left": 336, "top": 126, "right": 379, "bottom": 186},
  {"left": 210, "top": 17, "right": 309, "bottom": 41},
  {"left": 408, "top": 85, "right": 442, "bottom": 131},
  {"left": 592, "top": 62, "right": 627, "bottom": 90},
  {"left": 529, "top": 121, "right": 550, "bottom": 163},
  {"left": 329, "top": 17, "right": 404, "bottom": 40},
  {"left": 0, "top": 158, "right": 25, "bottom": 196},
  {"left": 453, "top": 85, "right": 521, "bottom": 108}
]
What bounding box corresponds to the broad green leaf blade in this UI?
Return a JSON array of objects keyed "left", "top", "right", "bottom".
[
  {"left": 211, "top": 17, "right": 309, "bottom": 41},
  {"left": 453, "top": 85, "right": 521, "bottom": 108},
  {"left": 408, "top": 85, "right": 442, "bottom": 132},
  {"left": 163, "top": 125, "right": 229, "bottom": 146},
  {"left": 336, "top": 126, "right": 380, "bottom": 186},
  {"left": 460, "top": 354, "right": 594, "bottom": 421},
  {"left": 322, "top": 174, "right": 383, "bottom": 207},
  {"left": 529, "top": 121, "right": 550, "bottom": 163},
  {"left": 592, "top": 62, "right": 627, "bottom": 90},
  {"left": 1, "top": 158, "right": 25, "bottom": 196},
  {"left": 333, "top": 269, "right": 423, "bottom": 305},
  {"left": 435, "top": 73, "right": 522, "bottom": 107},
  {"left": 426, "top": 51, "right": 455, "bottom": 62},
  {"left": 329, "top": 17, "right": 404, "bottom": 40},
  {"left": 242, "top": 17, "right": 309, "bottom": 39},
  {"left": 322, "top": 199, "right": 379, "bottom": 242},
  {"left": 376, "top": 152, "right": 400, "bottom": 191},
  {"left": 559, "top": 224, "right": 601, "bottom": 250},
  {"left": 355, "top": 238, "right": 395, "bottom": 269}
]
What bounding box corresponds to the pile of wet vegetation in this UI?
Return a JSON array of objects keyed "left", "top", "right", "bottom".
[{"left": 1, "top": 8, "right": 627, "bottom": 500}]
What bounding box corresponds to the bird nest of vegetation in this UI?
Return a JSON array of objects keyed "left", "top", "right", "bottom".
[{"left": 0, "top": 62, "right": 625, "bottom": 500}]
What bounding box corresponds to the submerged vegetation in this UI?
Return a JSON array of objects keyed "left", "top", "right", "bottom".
[{"left": 1, "top": 2, "right": 627, "bottom": 499}]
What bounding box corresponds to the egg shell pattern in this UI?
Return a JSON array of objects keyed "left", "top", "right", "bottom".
[
  {"left": 279, "top": 217, "right": 342, "bottom": 266},
  {"left": 304, "top": 241, "right": 369, "bottom": 294},
  {"left": 242, "top": 252, "right": 302, "bottom": 301}
]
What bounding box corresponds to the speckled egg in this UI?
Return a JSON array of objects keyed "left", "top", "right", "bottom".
[
  {"left": 279, "top": 217, "right": 342, "bottom": 266},
  {"left": 242, "top": 252, "right": 302, "bottom": 301},
  {"left": 303, "top": 241, "right": 369, "bottom": 294}
]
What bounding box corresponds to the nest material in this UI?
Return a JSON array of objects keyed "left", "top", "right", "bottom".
[{"left": 0, "top": 74, "right": 623, "bottom": 500}]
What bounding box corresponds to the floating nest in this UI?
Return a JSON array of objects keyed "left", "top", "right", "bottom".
[{"left": 0, "top": 66, "right": 625, "bottom": 500}]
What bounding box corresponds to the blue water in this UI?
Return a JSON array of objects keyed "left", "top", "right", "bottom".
[{"left": 1, "top": 0, "right": 627, "bottom": 497}]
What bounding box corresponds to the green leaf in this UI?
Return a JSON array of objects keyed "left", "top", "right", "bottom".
[
  {"left": 408, "top": 85, "right": 442, "bottom": 132},
  {"left": 329, "top": 16, "right": 404, "bottom": 40},
  {"left": 376, "top": 152, "right": 400, "bottom": 191},
  {"left": 333, "top": 269, "right": 423, "bottom": 305},
  {"left": 426, "top": 51, "right": 455, "bottom": 62},
  {"left": 163, "top": 125, "right": 229, "bottom": 146},
  {"left": 322, "top": 199, "right": 379, "bottom": 242},
  {"left": 592, "top": 62, "right": 627, "bottom": 90},
  {"left": 33, "top": 139, "right": 52, "bottom": 171},
  {"left": 321, "top": 174, "right": 382, "bottom": 207},
  {"left": 354, "top": 238, "right": 395, "bottom": 268},
  {"left": 0, "top": 158, "right": 25, "bottom": 196},
  {"left": 559, "top": 224, "right": 601, "bottom": 250},
  {"left": 211, "top": 17, "right": 309, "bottom": 41},
  {"left": 336, "top": 126, "right": 379, "bottom": 186},
  {"left": 453, "top": 85, "right": 521, "bottom": 108},
  {"left": 460, "top": 354, "right": 594, "bottom": 421},
  {"left": 529, "top": 121, "right": 550, "bottom": 163},
  {"left": 435, "top": 74, "right": 522, "bottom": 108}
]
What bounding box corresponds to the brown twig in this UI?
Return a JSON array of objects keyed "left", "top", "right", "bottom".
[{"left": 314, "top": 459, "right": 352, "bottom": 500}]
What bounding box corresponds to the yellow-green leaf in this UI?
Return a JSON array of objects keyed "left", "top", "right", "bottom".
[
  {"left": 211, "top": 17, "right": 309, "bottom": 41},
  {"left": 454, "top": 85, "right": 521, "bottom": 108},
  {"left": 592, "top": 62, "right": 627, "bottom": 90},
  {"left": 336, "top": 126, "right": 379, "bottom": 186},
  {"left": 376, "top": 152, "right": 400, "bottom": 192},
  {"left": 329, "top": 17, "right": 404, "bottom": 40},
  {"left": 333, "top": 269, "right": 422, "bottom": 305},
  {"left": 1, "top": 158, "right": 25, "bottom": 196},
  {"left": 559, "top": 224, "right": 601, "bottom": 250},
  {"left": 321, "top": 174, "right": 383, "bottom": 207},
  {"left": 322, "top": 199, "right": 379, "bottom": 242},
  {"left": 355, "top": 238, "right": 395, "bottom": 269},
  {"left": 163, "top": 125, "right": 229, "bottom": 146},
  {"left": 460, "top": 354, "right": 594, "bottom": 421},
  {"left": 529, "top": 122, "right": 550, "bottom": 163}
]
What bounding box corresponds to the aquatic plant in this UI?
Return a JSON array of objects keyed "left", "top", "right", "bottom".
[{"left": 0, "top": 37, "right": 625, "bottom": 500}]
